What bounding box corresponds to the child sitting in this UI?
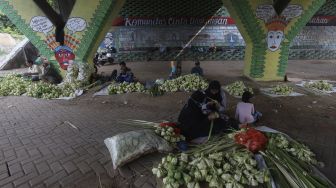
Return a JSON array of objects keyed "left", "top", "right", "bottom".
[{"left": 235, "top": 91, "right": 262, "bottom": 125}]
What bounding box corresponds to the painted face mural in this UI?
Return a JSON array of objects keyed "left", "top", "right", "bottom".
[
  {"left": 29, "top": 16, "right": 87, "bottom": 71},
  {"left": 256, "top": 5, "right": 303, "bottom": 51},
  {"left": 265, "top": 20, "right": 286, "bottom": 51},
  {"left": 267, "top": 30, "right": 284, "bottom": 51},
  {"left": 54, "top": 46, "right": 75, "bottom": 70}
]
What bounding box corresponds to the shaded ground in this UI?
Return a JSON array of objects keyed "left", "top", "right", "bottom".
[{"left": 0, "top": 60, "right": 335, "bottom": 187}]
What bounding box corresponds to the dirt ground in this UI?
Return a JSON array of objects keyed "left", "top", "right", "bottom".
[{"left": 1, "top": 60, "right": 335, "bottom": 187}]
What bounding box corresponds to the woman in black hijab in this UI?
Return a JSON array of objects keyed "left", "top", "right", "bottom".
[
  {"left": 203, "top": 80, "right": 227, "bottom": 115},
  {"left": 178, "top": 90, "right": 229, "bottom": 141}
]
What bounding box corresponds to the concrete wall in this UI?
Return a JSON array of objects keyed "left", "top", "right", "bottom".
[
  {"left": 104, "top": 25, "right": 336, "bottom": 49},
  {"left": 292, "top": 26, "right": 336, "bottom": 49},
  {"left": 101, "top": 25, "right": 336, "bottom": 61}
]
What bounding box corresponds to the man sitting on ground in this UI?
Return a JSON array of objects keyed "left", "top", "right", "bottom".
[
  {"left": 23, "top": 60, "right": 42, "bottom": 81},
  {"left": 40, "top": 59, "right": 63, "bottom": 84},
  {"left": 115, "top": 61, "right": 134, "bottom": 83},
  {"left": 191, "top": 60, "right": 203, "bottom": 76}
]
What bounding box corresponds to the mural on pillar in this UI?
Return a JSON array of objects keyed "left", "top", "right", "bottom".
[
  {"left": 223, "top": 0, "right": 325, "bottom": 81},
  {"left": 256, "top": 5, "right": 303, "bottom": 52},
  {"left": 29, "top": 16, "right": 87, "bottom": 70},
  {"left": 0, "top": 0, "right": 124, "bottom": 79}
]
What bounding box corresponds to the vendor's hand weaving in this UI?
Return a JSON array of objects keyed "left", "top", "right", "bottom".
[{"left": 208, "top": 112, "right": 219, "bottom": 120}]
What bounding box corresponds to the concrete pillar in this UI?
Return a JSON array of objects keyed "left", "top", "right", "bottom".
[
  {"left": 222, "top": 0, "right": 325, "bottom": 81},
  {"left": 0, "top": 0, "right": 126, "bottom": 77}
]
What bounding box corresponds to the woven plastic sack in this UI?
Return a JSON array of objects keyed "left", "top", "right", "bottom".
[{"left": 104, "top": 129, "right": 173, "bottom": 169}]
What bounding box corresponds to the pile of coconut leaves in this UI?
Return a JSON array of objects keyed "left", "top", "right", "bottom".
[{"left": 120, "top": 120, "right": 335, "bottom": 188}]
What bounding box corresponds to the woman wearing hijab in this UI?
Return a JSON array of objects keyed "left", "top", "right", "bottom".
[
  {"left": 203, "top": 80, "right": 227, "bottom": 118},
  {"left": 178, "top": 90, "right": 228, "bottom": 143}
]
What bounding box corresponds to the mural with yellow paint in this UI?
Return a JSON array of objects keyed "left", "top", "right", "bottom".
[
  {"left": 0, "top": 0, "right": 325, "bottom": 81},
  {"left": 223, "top": 0, "right": 325, "bottom": 81},
  {"left": 0, "top": 0, "right": 125, "bottom": 78},
  {"left": 29, "top": 16, "right": 86, "bottom": 70},
  {"left": 256, "top": 5, "right": 303, "bottom": 52}
]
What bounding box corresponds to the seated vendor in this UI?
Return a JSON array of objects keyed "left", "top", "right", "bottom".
[
  {"left": 191, "top": 60, "right": 203, "bottom": 76},
  {"left": 169, "top": 60, "right": 182, "bottom": 80},
  {"left": 168, "top": 61, "right": 177, "bottom": 80},
  {"left": 40, "top": 60, "right": 63, "bottom": 84},
  {"left": 202, "top": 80, "right": 227, "bottom": 119},
  {"left": 23, "top": 60, "right": 42, "bottom": 81},
  {"left": 178, "top": 90, "right": 229, "bottom": 143},
  {"left": 235, "top": 91, "right": 262, "bottom": 125},
  {"left": 116, "top": 61, "right": 134, "bottom": 83}
]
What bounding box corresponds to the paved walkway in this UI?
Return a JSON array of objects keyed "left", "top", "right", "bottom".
[
  {"left": 1, "top": 60, "right": 336, "bottom": 187},
  {"left": 0, "top": 96, "right": 165, "bottom": 188},
  {"left": 1, "top": 93, "right": 336, "bottom": 187}
]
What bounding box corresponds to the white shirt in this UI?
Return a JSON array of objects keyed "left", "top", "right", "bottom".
[
  {"left": 27, "top": 64, "right": 41, "bottom": 74},
  {"left": 235, "top": 102, "right": 255, "bottom": 124}
]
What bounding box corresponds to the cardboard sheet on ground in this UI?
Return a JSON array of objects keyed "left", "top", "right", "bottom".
[
  {"left": 54, "top": 89, "right": 83, "bottom": 100},
  {"left": 22, "top": 89, "right": 83, "bottom": 100},
  {"left": 93, "top": 84, "right": 147, "bottom": 96},
  {"left": 296, "top": 80, "right": 336, "bottom": 94},
  {"left": 93, "top": 86, "right": 109, "bottom": 96},
  {"left": 260, "top": 88, "right": 304, "bottom": 97}
]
